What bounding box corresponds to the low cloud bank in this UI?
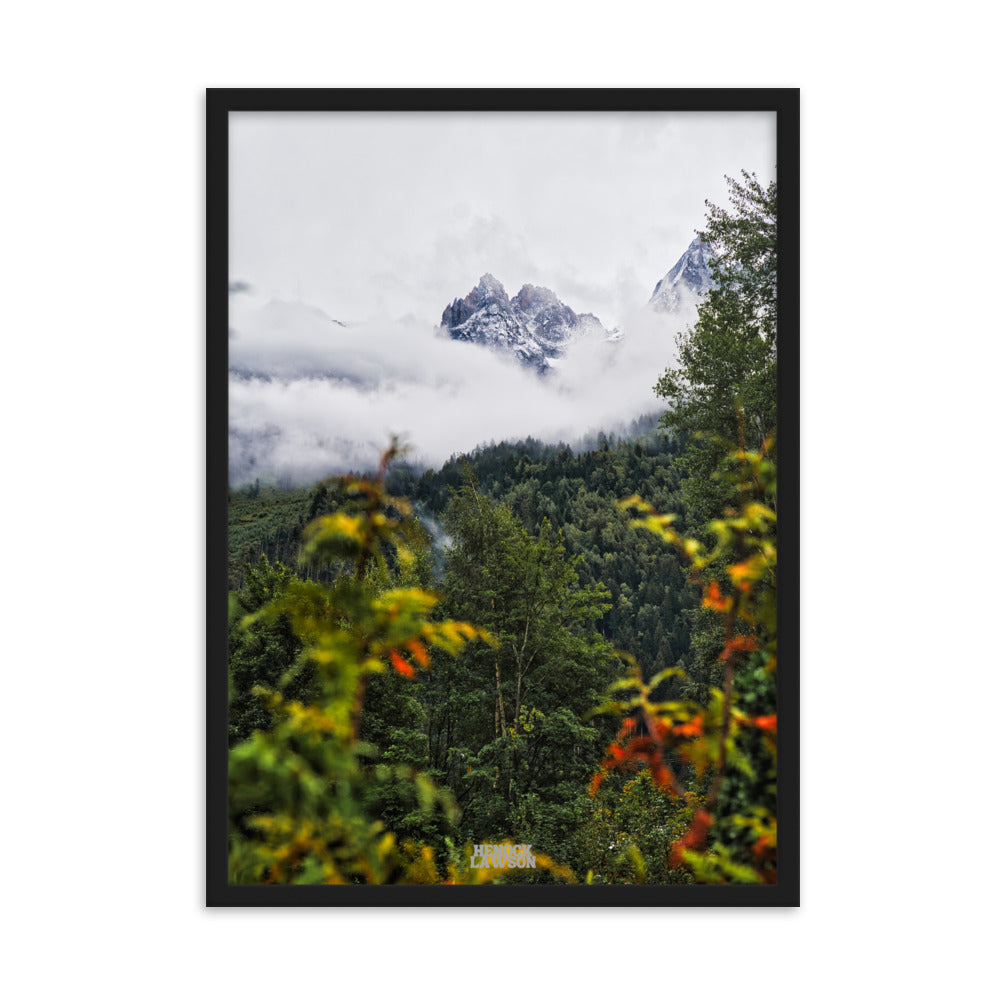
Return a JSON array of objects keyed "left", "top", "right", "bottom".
[{"left": 228, "top": 294, "right": 695, "bottom": 485}]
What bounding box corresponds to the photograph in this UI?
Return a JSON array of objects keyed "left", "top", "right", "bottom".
[{"left": 208, "top": 89, "right": 798, "bottom": 904}]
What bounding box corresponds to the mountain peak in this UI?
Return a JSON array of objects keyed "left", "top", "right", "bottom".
[
  {"left": 513, "top": 284, "right": 561, "bottom": 312},
  {"left": 477, "top": 273, "right": 506, "bottom": 297},
  {"left": 442, "top": 274, "right": 509, "bottom": 330},
  {"left": 441, "top": 276, "right": 611, "bottom": 374},
  {"left": 649, "top": 237, "right": 717, "bottom": 312}
]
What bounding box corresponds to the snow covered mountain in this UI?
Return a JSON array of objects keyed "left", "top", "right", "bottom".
[
  {"left": 648, "top": 237, "right": 717, "bottom": 312},
  {"left": 441, "top": 274, "right": 613, "bottom": 374}
]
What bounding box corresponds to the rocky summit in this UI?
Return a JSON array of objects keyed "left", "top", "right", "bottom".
[
  {"left": 441, "top": 274, "right": 612, "bottom": 374},
  {"left": 648, "top": 237, "right": 717, "bottom": 313}
]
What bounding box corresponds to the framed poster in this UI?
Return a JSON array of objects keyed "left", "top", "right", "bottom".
[{"left": 207, "top": 89, "right": 799, "bottom": 905}]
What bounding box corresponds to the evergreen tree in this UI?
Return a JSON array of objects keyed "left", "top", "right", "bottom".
[
  {"left": 654, "top": 170, "right": 778, "bottom": 525},
  {"left": 227, "top": 555, "right": 311, "bottom": 746},
  {"left": 434, "top": 480, "right": 622, "bottom": 868}
]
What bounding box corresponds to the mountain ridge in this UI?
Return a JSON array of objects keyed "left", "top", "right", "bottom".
[{"left": 441, "top": 274, "right": 612, "bottom": 374}]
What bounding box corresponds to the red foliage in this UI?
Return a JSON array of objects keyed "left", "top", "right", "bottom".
[
  {"left": 405, "top": 639, "right": 429, "bottom": 668},
  {"left": 590, "top": 732, "right": 683, "bottom": 799},
  {"left": 672, "top": 716, "right": 704, "bottom": 738},
  {"left": 670, "top": 810, "right": 713, "bottom": 868},
  {"left": 389, "top": 651, "right": 415, "bottom": 677},
  {"left": 702, "top": 581, "right": 729, "bottom": 611},
  {"left": 720, "top": 635, "right": 757, "bottom": 662},
  {"left": 752, "top": 832, "right": 778, "bottom": 883}
]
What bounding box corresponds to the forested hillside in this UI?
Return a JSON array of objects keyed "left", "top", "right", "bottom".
[{"left": 230, "top": 422, "right": 701, "bottom": 671}]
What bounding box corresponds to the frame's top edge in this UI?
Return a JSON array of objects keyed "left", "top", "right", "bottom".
[{"left": 206, "top": 87, "right": 799, "bottom": 114}]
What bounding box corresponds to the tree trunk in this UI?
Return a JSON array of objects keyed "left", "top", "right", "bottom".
[{"left": 494, "top": 649, "right": 507, "bottom": 738}]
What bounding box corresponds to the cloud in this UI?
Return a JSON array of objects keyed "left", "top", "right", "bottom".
[
  {"left": 227, "top": 296, "right": 697, "bottom": 484},
  {"left": 225, "top": 111, "right": 774, "bottom": 482},
  {"left": 229, "top": 111, "right": 776, "bottom": 326}
]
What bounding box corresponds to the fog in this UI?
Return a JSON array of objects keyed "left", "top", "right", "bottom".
[
  {"left": 227, "top": 110, "right": 776, "bottom": 484},
  {"left": 228, "top": 291, "right": 698, "bottom": 484}
]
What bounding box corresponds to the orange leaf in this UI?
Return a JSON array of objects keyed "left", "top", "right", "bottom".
[
  {"left": 702, "top": 581, "right": 729, "bottom": 611},
  {"left": 405, "top": 639, "right": 429, "bottom": 668},
  {"left": 721, "top": 635, "right": 757, "bottom": 661},
  {"left": 390, "top": 651, "right": 415, "bottom": 677},
  {"left": 672, "top": 716, "right": 704, "bottom": 738},
  {"left": 650, "top": 759, "right": 680, "bottom": 796},
  {"left": 669, "top": 810, "right": 713, "bottom": 867},
  {"left": 728, "top": 561, "right": 754, "bottom": 584},
  {"left": 754, "top": 715, "right": 777, "bottom": 733}
]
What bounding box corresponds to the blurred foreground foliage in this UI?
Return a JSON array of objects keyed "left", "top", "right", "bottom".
[
  {"left": 589, "top": 439, "right": 777, "bottom": 883},
  {"left": 228, "top": 446, "right": 574, "bottom": 885}
]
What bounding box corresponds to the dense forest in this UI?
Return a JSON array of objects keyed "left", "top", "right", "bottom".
[
  {"left": 226, "top": 171, "right": 779, "bottom": 885},
  {"left": 230, "top": 422, "right": 699, "bottom": 676}
]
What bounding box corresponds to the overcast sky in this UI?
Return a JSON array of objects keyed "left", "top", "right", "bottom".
[
  {"left": 230, "top": 111, "right": 776, "bottom": 329},
  {"left": 228, "top": 111, "right": 776, "bottom": 482}
]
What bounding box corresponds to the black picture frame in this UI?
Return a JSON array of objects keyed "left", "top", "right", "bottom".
[{"left": 207, "top": 87, "right": 799, "bottom": 907}]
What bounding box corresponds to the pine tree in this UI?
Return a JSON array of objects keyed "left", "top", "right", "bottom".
[{"left": 654, "top": 170, "right": 778, "bottom": 525}]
